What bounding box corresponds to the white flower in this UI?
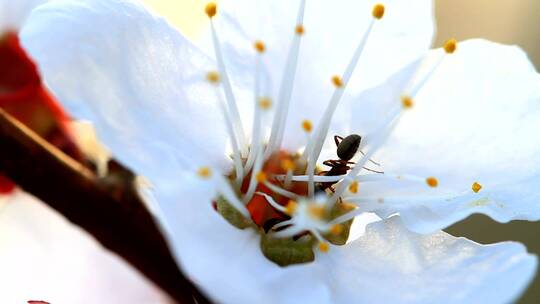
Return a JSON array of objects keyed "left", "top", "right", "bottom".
[
  {"left": 0, "top": 1, "right": 168, "bottom": 302},
  {"left": 20, "top": 0, "right": 540, "bottom": 303}
]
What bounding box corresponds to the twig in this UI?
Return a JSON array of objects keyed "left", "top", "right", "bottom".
[{"left": 0, "top": 108, "right": 210, "bottom": 304}]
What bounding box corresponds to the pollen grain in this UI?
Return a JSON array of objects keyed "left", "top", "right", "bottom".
[
  {"left": 426, "top": 177, "right": 439, "bottom": 188},
  {"left": 444, "top": 38, "right": 458, "bottom": 54},
  {"left": 302, "top": 120, "right": 313, "bottom": 133},
  {"left": 372, "top": 4, "right": 385, "bottom": 19},
  {"left": 472, "top": 182, "right": 483, "bottom": 193},
  {"left": 197, "top": 167, "right": 213, "bottom": 179},
  {"left": 254, "top": 40, "right": 266, "bottom": 53},
  {"left": 205, "top": 3, "right": 217, "bottom": 18},
  {"left": 401, "top": 95, "right": 414, "bottom": 109}
]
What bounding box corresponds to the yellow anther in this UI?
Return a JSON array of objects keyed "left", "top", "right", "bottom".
[
  {"left": 302, "top": 120, "right": 313, "bottom": 133},
  {"left": 205, "top": 2, "right": 217, "bottom": 18},
  {"left": 256, "top": 171, "right": 267, "bottom": 183},
  {"left": 295, "top": 24, "right": 305, "bottom": 35},
  {"left": 372, "top": 4, "right": 385, "bottom": 19},
  {"left": 348, "top": 180, "right": 359, "bottom": 194},
  {"left": 443, "top": 38, "right": 458, "bottom": 54},
  {"left": 318, "top": 242, "right": 330, "bottom": 253},
  {"left": 197, "top": 167, "right": 212, "bottom": 179},
  {"left": 281, "top": 159, "right": 296, "bottom": 171},
  {"left": 401, "top": 95, "right": 414, "bottom": 109},
  {"left": 285, "top": 200, "right": 298, "bottom": 215},
  {"left": 206, "top": 71, "right": 220, "bottom": 83},
  {"left": 426, "top": 177, "right": 439, "bottom": 188},
  {"left": 330, "top": 224, "right": 343, "bottom": 235},
  {"left": 332, "top": 75, "right": 343, "bottom": 88},
  {"left": 254, "top": 40, "right": 266, "bottom": 53},
  {"left": 259, "top": 97, "right": 272, "bottom": 110},
  {"left": 472, "top": 182, "right": 483, "bottom": 193},
  {"left": 308, "top": 205, "right": 325, "bottom": 219}
]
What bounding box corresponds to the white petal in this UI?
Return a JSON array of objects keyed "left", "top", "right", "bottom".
[
  {"left": 208, "top": 0, "right": 434, "bottom": 149},
  {"left": 359, "top": 39, "right": 540, "bottom": 233},
  {"left": 162, "top": 178, "right": 537, "bottom": 304},
  {"left": 0, "top": 0, "right": 46, "bottom": 32},
  {"left": 0, "top": 191, "right": 170, "bottom": 303},
  {"left": 20, "top": 0, "right": 233, "bottom": 179},
  {"left": 317, "top": 216, "right": 537, "bottom": 304}
]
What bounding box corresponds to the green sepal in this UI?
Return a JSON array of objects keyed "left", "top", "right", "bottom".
[
  {"left": 216, "top": 196, "right": 251, "bottom": 229},
  {"left": 324, "top": 202, "right": 355, "bottom": 245},
  {"left": 260, "top": 233, "right": 315, "bottom": 267}
]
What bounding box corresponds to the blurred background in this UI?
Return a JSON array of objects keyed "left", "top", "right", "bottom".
[{"left": 141, "top": 0, "right": 540, "bottom": 302}]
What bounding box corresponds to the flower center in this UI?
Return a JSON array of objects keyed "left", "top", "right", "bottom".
[{"left": 201, "top": 2, "right": 458, "bottom": 266}]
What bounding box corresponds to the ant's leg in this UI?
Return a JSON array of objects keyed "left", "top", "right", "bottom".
[
  {"left": 358, "top": 150, "right": 381, "bottom": 166},
  {"left": 323, "top": 160, "right": 341, "bottom": 167},
  {"left": 334, "top": 135, "right": 344, "bottom": 147}
]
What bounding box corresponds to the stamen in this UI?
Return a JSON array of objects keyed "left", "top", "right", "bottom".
[
  {"left": 285, "top": 200, "right": 298, "bottom": 216},
  {"left": 265, "top": 0, "right": 307, "bottom": 158},
  {"left": 372, "top": 4, "right": 385, "bottom": 19},
  {"left": 270, "top": 219, "right": 294, "bottom": 232},
  {"left": 197, "top": 166, "right": 212, "bottom": 179},
  {"left": 331, "top": 75, "right": 343, "bottom": 88},
  {"left": 256, "top": 192, "right": 287, "bottom": 213},
  {"left": 281, "top": 159, "right": 296, "bottom": 171},
  {"left": 281, "top": 158, "right": 296, "bottom": 188},
  {"left": 243, "top": 40, "right": 269, "bottom": 175},
  {"left": 312, "top": 230, "right": 330, "bottom": 252},
  {"left": 348, "top": 180, "right": 359, "bottom": 194},
  {"left": 263, "top": 180, "right": 300, "bottom": 200},
  {"left": 254, "top": 40, "right": 266, "bottom": 53},
  {"left": 205, "top": 2, "right": 217, "bottom": 18},
  {"left": 259, "top": 97, "right": 272, "bottom": 110},
  {"left": 295, "top": 25, "right": 305, "bottom": 35},
  {"left": 206, "top": 71, "right": 220, "bottom": 83},
  {"left": 426, "top": 177, "right": 439, "bottom": 188},
  {"left": 408, "top": 39, "right": 459, "bottom": 97},
  {"left": 401, "top": 95, "right": 414, "bottom": 109},
  {"left": 276, "top": 172, "right": 436, "bottom": 185},
  {"left": 330, "top": 224, "right": 343, "bottom": 235},
  {"left": 444, "top": 38, "right": 457, "bottom": 54},
  {"left": 208, "top": 71, "right": 244, "bottom": 187},
  {"left": 302, "top": 120, "right": 313, "bottom": 133},
  {"left": 214, "top": 175, "right": 251, "bottom": 217},
  {"left": 243, "top": 135, "right": 266, "bottom": 202},
  {"left": 207, "top": 3, "right": 248, "bottom": 156},
  {"left": 329, "top": 207, "right": 363, "bottom": 226},
  {"left": 256, "top": 171, "right": 267, "bottom": 183},
  {"left": 308, "top": 205, "right": 325, "bottom": 220},
  {"left": 274, "top": 174, "right": 345, "bottom": 183},
  {"left": 305, "top": 4, "right": 383, "bottom": 196},
  {"left": 318, "top": 242, "right": 330, "bottom": 253},
  {"left": 472, "top": 182, "right": 483, "bottom": 193}
]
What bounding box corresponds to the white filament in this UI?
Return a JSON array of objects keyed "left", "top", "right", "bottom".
[
  {"left": 265, "top": 0, "right": 307, "bottom": 158},
  {"left": 305, "top": 18, "right": 377, "bottom": 196},
  {"left": 210, "top": 20, "right": 248, "bottom": 156}
]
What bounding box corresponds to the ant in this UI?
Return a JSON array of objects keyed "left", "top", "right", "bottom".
[{"left": 318, "top": 134, "right": 383, "bottom": 192}]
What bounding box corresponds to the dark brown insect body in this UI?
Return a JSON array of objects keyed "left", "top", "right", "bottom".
[{"left": 318, "top": 135, "right": 362, "bottom": 192}]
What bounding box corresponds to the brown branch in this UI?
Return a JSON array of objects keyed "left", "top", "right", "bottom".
[{"left": 0, "top": 108, "right": 210, "bottom": 304}]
